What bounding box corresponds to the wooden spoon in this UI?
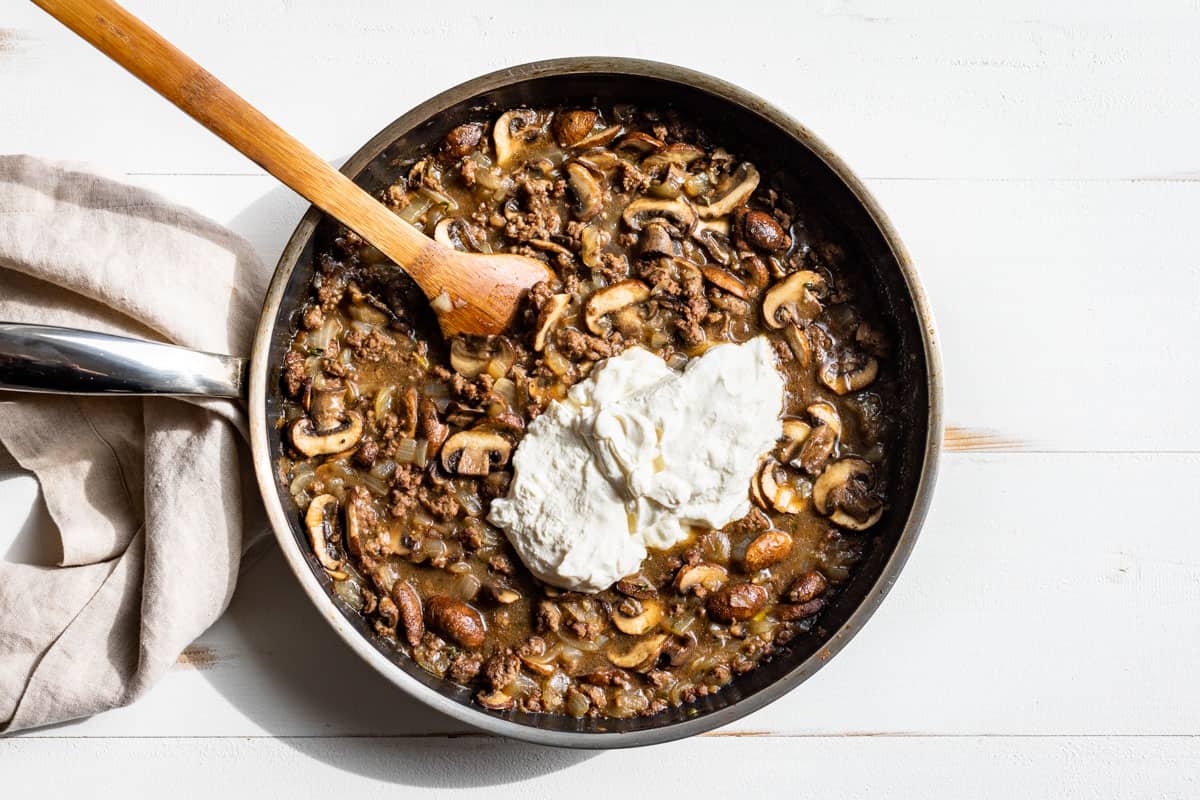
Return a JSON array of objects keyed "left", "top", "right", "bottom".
[{"left": 31, "top": 0, "right": 553, "bottom": 337}]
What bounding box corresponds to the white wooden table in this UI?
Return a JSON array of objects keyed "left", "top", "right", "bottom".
[{"left": 3, "top": 0, "right": 1200, "bottom": 795}]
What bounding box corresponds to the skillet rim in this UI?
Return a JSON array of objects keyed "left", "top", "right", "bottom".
[{"left": 247, "top": 56, "right": 944, "bottom": 749}]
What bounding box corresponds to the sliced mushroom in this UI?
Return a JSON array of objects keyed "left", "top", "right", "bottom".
[
  {"left": 304, "top": 494, "right": 344, "bottom": 573},
  {"left": 418, "top": 396, "right": 449, "bottom": 457},
  {"left": 641, "top": 143, "right": 705, "bottom": 172},
  {"left": 674, "top": 563, "right": 729, "bottom": 595},
  {"left": 492, "top": 109, "right": 539, "bottom": 167},
  {"left": 776, "top": 417, "right": 813, "bottom": 462},
  {"left": 812, "top": 458, "right": 884, "bottom": 531},
  {"left": 290, "top": 411, "right": 364, "bottom": 457},
  {"left": 520, "top": 655, "right": 557, "bottom": 677},
  {"left": 782, "top": 418, "right": 814, "bottom": 445},
  {"left": 700, "top": 266, "right": 749, "bottom": 300},
  {"left": 692, "top": 218, "right": 732, "bottom": 265},
  {"left": 534, "top": 293, "right": 571, "bottom": 351},
  {"left": 575, "top": 149, "right": 622, "bottom": 175},
  {"left": 819, "top": 354, "right": 880, "bottom": 395},
  {"left": 639, "top": 222, "right": 675, "bottom": 257},
  {"left": 553, "top": 109, "right": 598, "bottom": 147},
  {"left": 755, "top": 460, "right": 807, "bottom": 514},
  {"left": 450, "top": 337, "right": 516, "bottom": 379},
  {"left": 612, "top": 598, "right": 664, "bottom": 635},
  {"left": 391, "top": 581, "right": 424, "bottom": 647},
  {"left": 621, "top": 197, "right": 697, "bottom": 234},
  {"left": 433, "top": 217, "right": 462, "bottom": 251},
  {"left": 614, "top": 131, "right": 665, "bottom": 155},
  {"left": 441, "top": 122, "right": 485, "bottom": 160},
  {"left": 477, "top": 690, "right": 515, "bottom": 710},
  {"left": 794, "top": 417, "right": 837, "bottom": 476},
  {"left": 488, "top": 585, "right": 522, "bottom": 605},
  {"left": 697, "top": 162, "right": 760, "bottom": 218},
  {"left": 808, "top": 402, "right": 842, "bottom": 436},
  {"left": 606, "top": 632, "right": 668, "bottom": 671},
  {"left": 440, "top": 429, "right": 512, "bottom": 476},
  {"left": 579, "top": 224, "right": 609, "bottom": 268},
  {"left": 565, "top": 161, "right": 604, "bottom": 221},
  {"left": 761, "top": 270, "right": 826, "bottom": 329},
  {"left": 343, "top": 485, "right": 374, "bottom": 559},
  {"left": 305, "top": 376, "right": 346, "bottom": 433},
  {"left": 783, "top": 324, "right": 812, "bottom": 366},
  {"left": 583, "top": 279, "right": 651, "bottom": 335},
  {"left": 572, "top": 124, "right": 623, "bottom": 149}
]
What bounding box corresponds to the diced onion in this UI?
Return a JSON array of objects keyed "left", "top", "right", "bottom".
[
  {"left": 394, "top": 438, "right": 420, "bottom": 464},
  {"left": 370, "top": 460, "right": 397, "bottom": 481},
  {"left": 397, "top": 194, "right": 433, "bottom": 223},
  {"left": 493, "top": 377, "right": 517, "bottom": 405},
  {"left": 374, "top": 385, "right": 395, "bottom": 419},
  {"left": 361, "top": 471, "right": 390, "bottom": 496},
  {"left": 310, "top": 318, "right": 342, "bottom": 352}
]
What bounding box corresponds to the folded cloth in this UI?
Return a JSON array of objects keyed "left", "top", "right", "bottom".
[{"left": 0, "top": 155, "right": 268, "bottom": 732}]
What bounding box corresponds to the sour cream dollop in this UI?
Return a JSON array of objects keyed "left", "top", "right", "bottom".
[{"left": 487, "top": 337, "right": 784, "bottom": 592}]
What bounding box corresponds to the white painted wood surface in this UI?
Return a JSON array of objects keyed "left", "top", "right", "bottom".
[{"left": 3, "top": 0, "right": 1200, "bottom": 795}]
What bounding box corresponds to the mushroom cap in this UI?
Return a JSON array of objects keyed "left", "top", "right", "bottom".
[
  {"left": 612, "top": 598, "right": 664, "bottom": 635},
  {"left": 673, "top": 563, "right": 729, "bottom": 594},
  {"left": 697, "top": 162, "right": 760, "bottom": 218},
  {"left": 700, "top": 266, "right": 749, "bottom": 300},
  {"left": 761, "top": 270, "right": 826, "bottom": 329},
  {"left": 621, "top": 197, "right": 697, "bottom": 234},
  {"left": 440, "top": 429, "right": 513, "bottom": 476},
  {"left": 533, "top": 293, "right": 571, "bottom": 352},
  {"left": 492, "top": 109, "right": 540, "bottom": 167},
  {"left": 290, "top": 411, "right": 364, "bottom": 457},
  {"left": 565, "top": 161, "right": 605, "bottom": 222},
  {"left": 819, "top": 354, "right": 880, "bottom": 395},
  {"left": 304, "top": 494, "right": 343, "bottom": 572},
  {"left": 553, "top": 109, "right": 599, "bottom": 147},
  {"left": 755, "top": 460, "right": 807, "bottom": 515},
  {"left": 607, "top": 632, "right": 669, "bottom": 671},
  {"left": 812, "top": 457, "right": 883, "bottom": 531},
  {"left": 583, "top": 279, "right": 651, "bottom": 335}
]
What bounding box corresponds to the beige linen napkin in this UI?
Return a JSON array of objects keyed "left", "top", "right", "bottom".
[{"left": 0, "top": 155, "right": 268, "bottom": 732}]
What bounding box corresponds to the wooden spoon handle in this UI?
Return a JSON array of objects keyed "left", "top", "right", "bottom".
[{"left": 31, "top": 0, "right": 431, "bottom": 272}]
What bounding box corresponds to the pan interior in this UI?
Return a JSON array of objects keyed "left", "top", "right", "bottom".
[{"left": 259, "top": 64, "right": 932, "bottom": 739}]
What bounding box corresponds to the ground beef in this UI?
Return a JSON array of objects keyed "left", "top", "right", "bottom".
[
  {"left": 418, "top": 485, "right": 460, "bottom": 520},
  {"left": 555, "top": 327, "right": 613, "bottom": 361},
  {"left": 488, "top": 553, "right": 515, "bottom": 575},
  {"left": 449, "top": 373, "right": 491, "bottom": 403},
  {"left": 343, "top": 327, "right": 393, "bottom": 363},
  {"left": 566, "top": 619, "right": 604, "bottom": 641},
  {"left": 447, "top": 652, "right": 484, "bottom": 684},
  {"left": 593, "top": 252, "right": 629, "bottom": 284},
  {"left": 528, "top": 280, "right": 554, "bottom": 312},
  {"left": 282, "top": 350, "right": 306, "bottom": 397},
  {"left": 503, "top": 177, "right": 563, "bottom": 242},
  {"left": 579, "top": 683, "right": 608, "bottom": 711},
  {"left": 484, "top": 651, "right": 521, "bottom": 691},
  {"left": 535, "top": 600, "right": 562, "bottom": 633},
  {"left": 315, "top": 275, "right": 345, "bottom": 310},
  {"left": 582, "top": 668, "right": 633, "bottom": 688},
  {"left": 724, "top": 507, "right": 771, "bottom": 538},
  {"left": 301, "top": 305, "right": 324, "bottom": 330}
]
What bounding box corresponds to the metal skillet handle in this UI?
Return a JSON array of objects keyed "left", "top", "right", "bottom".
[{"left": 0, "top": 322, "right": 247, "bottom": 399}]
